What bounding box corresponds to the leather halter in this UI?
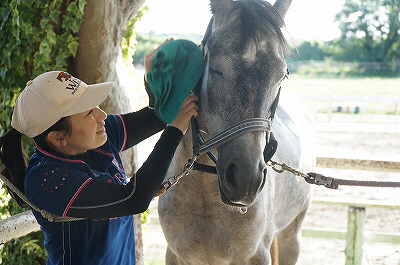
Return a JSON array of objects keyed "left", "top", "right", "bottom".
[{"left": 190, "top": 17, "right": 280, "bottom": 175}]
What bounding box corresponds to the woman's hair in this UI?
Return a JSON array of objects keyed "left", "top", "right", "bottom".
[{"left": 0, "top": 117, "right": 71, "bottom": 208}]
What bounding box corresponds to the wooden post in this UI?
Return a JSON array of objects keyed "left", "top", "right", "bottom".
[{"left": 345, "top": 206, "right": 365, "bottom": 265}]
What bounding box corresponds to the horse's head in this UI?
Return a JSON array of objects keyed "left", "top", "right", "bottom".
[{"left": 197, "top": 0, "right": 291, "bottom": 207}]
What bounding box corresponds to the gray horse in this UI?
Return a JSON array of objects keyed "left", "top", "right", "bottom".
[{"left": 158, "top": 0, "right": 315, "bottom": 264}]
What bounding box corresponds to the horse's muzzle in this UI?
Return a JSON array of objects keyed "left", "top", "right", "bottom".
[{"left": 218, "top": 161, "right": 267, "bottom": 206}]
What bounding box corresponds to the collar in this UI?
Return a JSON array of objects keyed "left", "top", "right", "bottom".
[{"left": 35, "top": 141, "right": 115, "bottom": 166}]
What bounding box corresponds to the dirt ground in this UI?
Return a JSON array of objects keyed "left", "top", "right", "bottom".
[{"left": 139, "top": 114, "right": 400, "bottom": 265}]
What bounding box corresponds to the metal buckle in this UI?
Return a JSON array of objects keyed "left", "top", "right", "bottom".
[{"left": 305, "top": 173, "right": 334, "bottom": 189}]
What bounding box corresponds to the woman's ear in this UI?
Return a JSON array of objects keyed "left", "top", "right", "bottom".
[{"left": 47, "top": 131, "right": 68, "bottom": 147}]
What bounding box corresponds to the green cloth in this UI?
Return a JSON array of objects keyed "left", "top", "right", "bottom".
[{"left": 146, "top": 39, "right": 205, "bottom": 123}]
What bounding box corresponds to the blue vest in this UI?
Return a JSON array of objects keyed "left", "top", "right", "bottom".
[{"left": 24, "top": 114, "right": 136, "bottom": 265}]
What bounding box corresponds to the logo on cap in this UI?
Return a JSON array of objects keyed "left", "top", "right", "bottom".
[
  {"left": 56, "top": 72, "right": 72, "bottom": 82},
  {"left": 56, "top": 72, "right": 81, "bottom": 95}
]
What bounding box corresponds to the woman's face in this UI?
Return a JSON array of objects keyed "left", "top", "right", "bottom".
[{"left": 63, "top": 106, "right": 108, "bottom": 155}]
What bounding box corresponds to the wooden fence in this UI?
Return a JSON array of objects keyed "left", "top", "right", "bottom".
[
  {"left": 306, "top": 157, "right": 400, "bottom": 265},
  {"left": 1, "top": 157, "right": 400, "bottom": 265},
  {"left": 303, "top": 197, "right": 400, "bottom": 265}
]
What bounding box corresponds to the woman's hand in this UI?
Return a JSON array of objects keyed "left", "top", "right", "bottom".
[
  {"left": 171, "top": 94, "right": 199, "bottom": 134},
  {"left": 144, "top": 38, "right": 174, "bottom": 81}
]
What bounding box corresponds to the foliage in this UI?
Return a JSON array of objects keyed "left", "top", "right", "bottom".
[
  {"left": 287, "top": 0, "right": 400, "bottom": 77},
  {"left": 0, "top": 0, "right": 150, "bottom": 261},
  {"left": 133, "top": 32, "right": 203, "bottom": 66},
  {"left": 0, "top": 188, "right": 47, "bottom": 265},
  {"left": 334, "top": 0, "right": 400, "bottom": 62},
  {"left": 288, "top": 60, "right": 400, "bottom": 78},
  {"left": 286, "top": 41, "right": 326, "bottom": 62},
  {"left": 0, "top": 0, "right": 87, "bottom": 134},
  {"left": 0, "top": 217, "right": 46, "bottom": 265},
  {"left": 133, "top": 32, "right": 168, "bottom": 66},
  {"left": 0, "top": 0, "right": 87, "bottom": 263},
  {"left": 121, "top": 5, "right": 149, "bottom": 64}
]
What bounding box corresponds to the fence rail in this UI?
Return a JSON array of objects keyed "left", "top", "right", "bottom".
[
  {"left": 0, "top": 211, "right": 39, "bottom": 244},
  {"left": 303, "top": 196, "right": 400, "bottom": 245},
  {"left": 317, "top": 157, "right": 400, "bottom": 172}
]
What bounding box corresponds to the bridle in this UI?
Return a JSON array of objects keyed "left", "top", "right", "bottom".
[
  {"left": 190, "top": 17, "right": 282, "bottom": 175},
  {"left": 158, "top": 17, "right": 286, "bottom": 194},
  {"left": 157, "top": 19, "right": 400, "bottom": 198}
]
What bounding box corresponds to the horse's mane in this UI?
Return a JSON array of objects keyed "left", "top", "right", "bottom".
[{"left": 233, "top": 0, "right": 289, "bottom": 52}]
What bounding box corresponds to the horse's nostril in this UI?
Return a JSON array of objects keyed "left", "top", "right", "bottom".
[{"left": 225, "top": 162, "right": 238, "bottom": 190}]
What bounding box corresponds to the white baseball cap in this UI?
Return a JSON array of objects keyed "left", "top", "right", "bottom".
[{"left": 11, "top": 71, "right": 113, "bottom": 138}]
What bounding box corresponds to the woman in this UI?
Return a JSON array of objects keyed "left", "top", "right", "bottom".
[{"left": 0, "top": 46, "right": 198, "bottom": 264}]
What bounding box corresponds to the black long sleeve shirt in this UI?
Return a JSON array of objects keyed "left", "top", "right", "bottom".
[{"left": 65, "top": 108, "right": 182, "bottom": 219}]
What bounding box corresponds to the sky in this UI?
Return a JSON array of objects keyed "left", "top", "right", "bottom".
[{"left": 135, "top": 0, "right": 346, "bottom": 41}]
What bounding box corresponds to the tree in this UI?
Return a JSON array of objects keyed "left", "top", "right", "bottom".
[
  {"left": 1, "top": 0, "right": 146, "bottom": 263},
  {"left": 335, "top": 0, "right": 400, "bottom": 62}
]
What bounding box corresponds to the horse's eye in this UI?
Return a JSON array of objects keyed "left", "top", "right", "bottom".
[{"left": 209, "top": 68, "right": 223, "bottom": 76}]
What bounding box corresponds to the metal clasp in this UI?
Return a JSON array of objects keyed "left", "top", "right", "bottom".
[
  {"left": 268, "top": 161, "right": 285, "bottom": 173},
  {"left": 305, "top": 173, "right": 335, "bottom": 189},
  {"left": 184, "top": 156, "right": 197, "bottom": 173},
  {"left": 159, "top": 156, "right": 198, "bottom": 195}
]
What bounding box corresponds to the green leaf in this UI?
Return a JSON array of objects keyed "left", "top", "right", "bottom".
[
  {"left": 49, "top": 10, "right": 60, "bottom": 24},
  {"left": 78, "top": 0, "right": 87, "bottom": 13},
  {"left": 0, "top": 6, "right": 12, "bottom": 31},
  {"left": 68, "top": 40, "right": 79, "bottom": 57}
]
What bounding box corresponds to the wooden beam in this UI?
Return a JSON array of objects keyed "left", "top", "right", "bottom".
[
  {"left": 312, "top": 196, "right": 400, "bottom": 210},
  {"left": 316, "top": 157, "right": 400, "bottom": 172},
  {"left": 0, "top": 211, "right": 39, "bottom": 244},
  {"left": 302, "top": 228, "right": 400, "bottom": 244}
]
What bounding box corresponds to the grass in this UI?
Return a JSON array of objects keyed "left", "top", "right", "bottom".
[
  {"left": 128, "top": 67, "right": 400, "bottom": 115},
  {"left": 281, "top": 74, "right": 400, "bottom": 115},
  {"left": 283, "top": 75, "right": 400, "bottom": 97}
]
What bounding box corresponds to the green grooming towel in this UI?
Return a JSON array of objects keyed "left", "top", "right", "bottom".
[{"left": 146, "top": 39, "right": 205, "bottom": 123}]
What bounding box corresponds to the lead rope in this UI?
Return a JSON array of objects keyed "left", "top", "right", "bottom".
[
  {"left": 156, "top": 157, "right": 400, "bottom": 197},
  {"left": 0, "top": 163, "right": 85, "bottom": 222},
  {"left": 267, "top": 160, "right": 400, "bottom": 189}
]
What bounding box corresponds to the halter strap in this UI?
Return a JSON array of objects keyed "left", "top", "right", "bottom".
[{"left": 192, "top": 118, "right": 272, "bottom": 156}]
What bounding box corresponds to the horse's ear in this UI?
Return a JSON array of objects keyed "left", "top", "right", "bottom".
[
  {"left": 273, "top": 0, "right": 292, "bottom": 18},
  {"left": 210, "top": 0, "right": 234, "bottom": 17}
]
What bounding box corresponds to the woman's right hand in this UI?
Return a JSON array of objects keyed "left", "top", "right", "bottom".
[{"left": 171, "top": 94, "right": 199, "bottom": 134}]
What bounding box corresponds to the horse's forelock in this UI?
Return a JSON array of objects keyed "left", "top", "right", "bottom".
[{"left": 233, "top": 0, "right": 289, "bottom": 53}]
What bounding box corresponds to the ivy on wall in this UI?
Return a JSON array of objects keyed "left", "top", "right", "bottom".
[
  {"left": 0, "top": 0, "right": 86, "bottom": 263},
  {"left": 0, "top": 0, "right": 149, "bottom": 262},
  {"left": 0, "top": 0, "right": 86, "bottom": 134},
  {"left": 121, "top": 5, "right": 148, "bottom": 64}
]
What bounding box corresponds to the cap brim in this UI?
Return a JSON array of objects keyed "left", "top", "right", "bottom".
[{"left": 63, "top": 82, "right": 113, "bottom": 117}]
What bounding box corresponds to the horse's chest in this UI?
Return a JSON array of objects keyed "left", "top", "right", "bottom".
[{"left": 161, "top": 206, "right": 270, "bottom": 263}]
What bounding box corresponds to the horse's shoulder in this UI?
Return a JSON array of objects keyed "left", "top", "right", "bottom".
[{"left": 273, "top": 97, "right": 316, "bottom": 169}]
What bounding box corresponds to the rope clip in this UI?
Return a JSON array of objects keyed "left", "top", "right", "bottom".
[{"left": 305, "top": 172, "right": 337, "bottom": 189}]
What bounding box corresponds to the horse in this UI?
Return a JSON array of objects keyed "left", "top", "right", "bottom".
[{"left": 158, "top": 0, "right": 315, "bottom": 264}]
